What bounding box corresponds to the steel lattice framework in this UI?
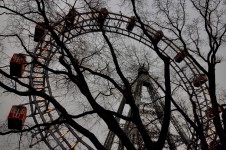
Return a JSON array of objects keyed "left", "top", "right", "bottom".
[{"left": 105, "top": 67, "right": 192, "bottom": 150}]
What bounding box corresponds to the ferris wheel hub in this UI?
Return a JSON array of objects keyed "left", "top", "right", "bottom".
[{"left": 138, "top": 65, "right": 149, "bottom": 75}]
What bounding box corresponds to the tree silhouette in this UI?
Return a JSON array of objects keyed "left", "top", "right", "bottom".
[{"left": 0, "top": 0, "right": 225, "bottom": 150}]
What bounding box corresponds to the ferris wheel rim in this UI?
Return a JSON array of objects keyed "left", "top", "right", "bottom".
[{"left": 27, "top": 11, "right": 213, "bottom": 149}]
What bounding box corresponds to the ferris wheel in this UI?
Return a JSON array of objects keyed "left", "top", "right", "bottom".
[{"left": 7, "top": 7, "right": 219, "bottom": 150}]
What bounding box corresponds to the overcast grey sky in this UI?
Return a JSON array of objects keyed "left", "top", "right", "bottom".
[{"left": 0, "top": 1, "right": 226, "bottom": 149}]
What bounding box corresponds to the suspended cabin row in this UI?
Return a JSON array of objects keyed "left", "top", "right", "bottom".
[
  {"left": 33, "top": 8, "right": 165, "bottom": 44},
  {"left": 174, "top": 49, "right": 208, "bottom": 87},
  {"left": 33, "top": 8, "right": 109, "bottom": 40},
  {"left": 125, "top": 16, "right": 165, "bottom": 45},
  {"left": 8, "top": 105, "right": 27, "bottom": 130},
  {"left": 97, "top": 9, "right": 164, "bottom": 44},
  {"left": 66, "top": 7, "right": 109, "bottom": 28}
]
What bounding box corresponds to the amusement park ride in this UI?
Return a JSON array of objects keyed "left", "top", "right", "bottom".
[{"left": 4, "top": 7, "right": 223, "bottom": 150}]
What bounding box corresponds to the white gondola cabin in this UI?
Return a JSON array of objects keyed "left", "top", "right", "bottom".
[
  {"left": 126, "top": 16, "right": 136, "bottom": 32},
  {"left": 8, "top": 105, "right": 27, "bottom": 130},
  {"left": 192, "top": 74, "right": 208, "bottom": 87},
  {"left": 174, "top": 49, "right": 187, "bottom": 63},
  {"left": 34, "top": 22, "right": 46, "bottom": 42},
  {"left": 10, "top": 53, "right": 26, "bottom": 77}
]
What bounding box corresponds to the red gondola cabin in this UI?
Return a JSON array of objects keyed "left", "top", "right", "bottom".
[
  {"left": 34, "top": 22, "right": 46, "bottom": 42},
  {"left": 153, "top": 30, "right": 164, "bottom": 43},
  {"left": 192, "top": 74, "right": 208, "bottom": 87},
  {"left": 10, "top": 53, "right": 26, "bottom": 77},
  {"left": 126, "top": 16, "right": 136, "bottom": 32},
  {"left": 98, "top": 8, "right": 109, "bottom": 26},
  {"left": 8, "top": 105, "right": 27, "bottom": 130},
  {"left": 174, "top": 49, "right": 187, "bottom": 63},
  {"left": 208, "top": 107, "right": 222, "bottom": 118},
  {"left": 66, "top": 8, "right": 78, "bottom": 28}
]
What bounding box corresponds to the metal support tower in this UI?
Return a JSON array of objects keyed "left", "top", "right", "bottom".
[{"left": 104, "top": 66, "right": 190, "bottom": 150}]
